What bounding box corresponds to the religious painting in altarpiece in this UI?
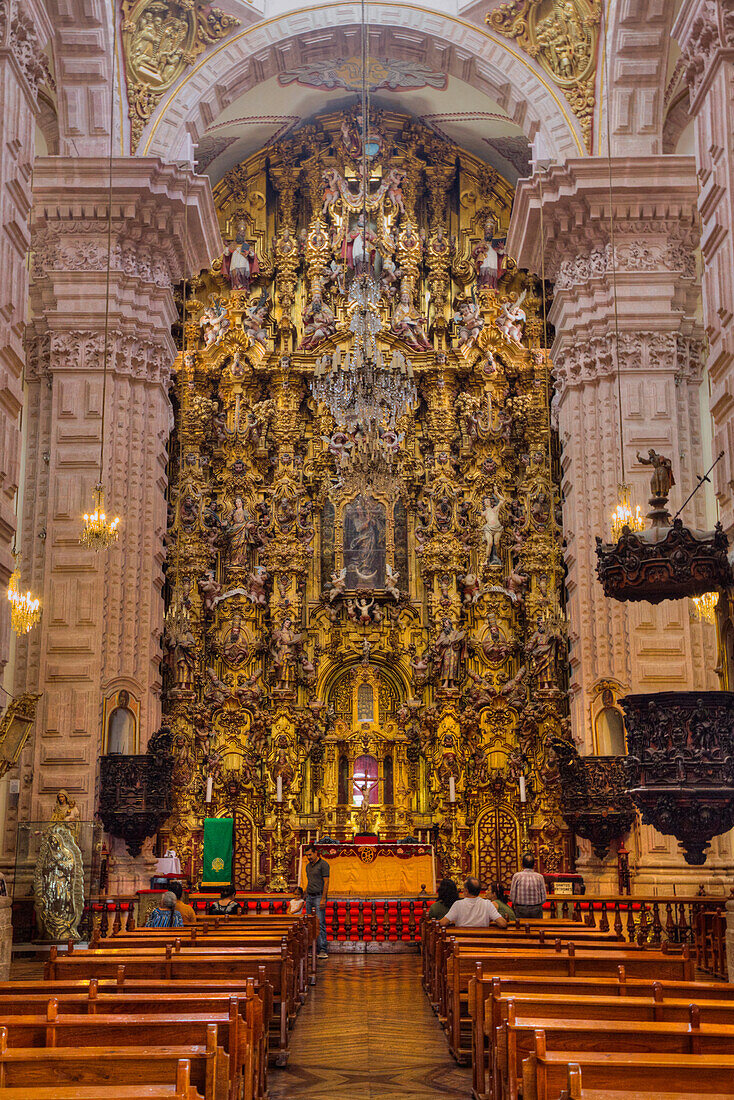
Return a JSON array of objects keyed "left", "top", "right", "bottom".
[{"left": 159, "top": 107, "right": 573, "bottom": 889}]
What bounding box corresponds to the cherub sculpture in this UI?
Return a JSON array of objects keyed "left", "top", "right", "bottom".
[
  {"left": 246, "top": 564, "right": 268, "bottom": 607},
  {"left": 200, "top": 300, "right": 230, "bottom": 347},
  {"left": 497, "top": 291, "right": 527, "bottom": 345},
  {"left": 326, "top": 567, "right": 347, "bottom": 603},
  {"left": 454, "top": 298, "right": 485, "bottom": 349},
  {"left": 385, "top": 564, "right": 400, "bottom": 601}
]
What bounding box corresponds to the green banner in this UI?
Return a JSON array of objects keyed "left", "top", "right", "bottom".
[{"left": 202, "top": 817, "right": 233, "bottom": 886}]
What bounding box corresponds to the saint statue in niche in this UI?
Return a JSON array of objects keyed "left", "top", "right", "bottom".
[
  {"left": 343, "top": 496, "right": 386, "bottom": 589},
  {"left": 107, "top": 689, "right": 136, "bottom": 754}
]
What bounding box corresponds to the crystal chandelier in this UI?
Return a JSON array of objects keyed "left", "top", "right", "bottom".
[
  {"left": 7, "top": 558, "right": 40, "bottom": 635},
  {"left": 81, "top": 483, "right": 120, "bottom": 551},
  {"left": 610, "top": 483, "right": 644, "bottom": 541},
  {"left": 691, "top": 591, "right": 718, "bottom": 624}
]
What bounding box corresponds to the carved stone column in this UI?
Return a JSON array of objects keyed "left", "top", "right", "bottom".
[
  {"left": 0, "top": 0, "right": 51, "bottom": 669},
  {"left": 508, "top": 158, "right": 720, "bottom": 888},
  {"left": 674, "top": 2, "right": 734, "bottom": 537},
  {"left": 6, "top": 159, "right": 220, "bottom": 865}
]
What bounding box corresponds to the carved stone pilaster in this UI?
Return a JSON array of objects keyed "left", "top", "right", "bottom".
[
  {"left": 508, "top": 158, "right": 720, "bottom": 884},
  {"left": 7, "top": 159, "right": 220, "bottom": 866}
]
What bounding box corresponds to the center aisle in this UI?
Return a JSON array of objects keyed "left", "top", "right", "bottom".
[{"left": 268, "top": 954, "right": 472, "bottom": 1099}]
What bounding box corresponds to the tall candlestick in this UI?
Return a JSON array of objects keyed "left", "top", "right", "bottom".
[
  {"left": 519, "top": 775, "right": 526, "bottom": 804},
  {"left": 449, "top": 776, "right": 456, "bottom": 803},
  {"left": 276, "top": 775, "right": 283, "bottom": 802},
  {"left": 205, "top": 775, "right": 213, "bottom": 803}
]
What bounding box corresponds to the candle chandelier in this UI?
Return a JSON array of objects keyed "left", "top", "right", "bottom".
[
  {"left": 80, "top": 2, "right": 121, "bottom": 550},
  {"left": 610, "top": 483, "right": 644, "bottom": 541},
  {"left": 308, "top": 1, "right": 417, "bottom": 460},
  {"left": 7, "top": 555, "right": 40, "bottom": 635}
]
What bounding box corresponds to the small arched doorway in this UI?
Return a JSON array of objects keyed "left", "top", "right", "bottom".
[{"left": 475, "top": 804, "right": 520, "bottom": 891}]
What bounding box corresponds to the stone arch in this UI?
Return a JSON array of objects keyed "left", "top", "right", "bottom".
[
  {"left": 45, "top": 0, "right": 114, "bottom": 156},
  {"left": 139, "top": 5, "right": 585, "bottom": 163}
]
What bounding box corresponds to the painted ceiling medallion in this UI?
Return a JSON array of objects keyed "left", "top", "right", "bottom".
[
  {"left": 121, "top": 0, "right": 240, "bottom": 152},
  {"left": 487, "top": 0, "right": 601, "bottom": 150},
  {"left": 278, "top": 56, "right": 448, "bottom": 93}
]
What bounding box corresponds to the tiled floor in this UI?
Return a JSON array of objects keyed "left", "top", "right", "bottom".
[{"left": 268, "top": 954, "right": 472, "bottom": 1099}]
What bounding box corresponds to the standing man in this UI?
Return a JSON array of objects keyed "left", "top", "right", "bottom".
[
  {"left": 304, "top": 843, "right": 330, "bottom": 959},
  {"left": 510, "top": 853, "right": 547, "bottom": 918},
  {"left": 438, "top": 877, "right": 507, "bottom": 928}
]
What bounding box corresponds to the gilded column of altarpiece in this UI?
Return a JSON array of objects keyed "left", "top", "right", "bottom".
[{"left": 160, "top": 109, "right": 572, "bottom": 888}]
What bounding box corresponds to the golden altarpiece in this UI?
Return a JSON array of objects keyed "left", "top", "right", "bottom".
[{"left": 160, "top": 109, "right": 572, "bottom": 889}]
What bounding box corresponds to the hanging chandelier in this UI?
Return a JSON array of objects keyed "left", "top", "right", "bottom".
[
  {"left": 7, "top": 557, "right": 40, "bottom": 635},
  {"left": 81, "top": 483, "right": 120, "bottom": 551},
  {"left": 610, "top": 483, "right": 644, "bottom": 541},
  {"left": 80, "top": 7, "right": 121, "bottom": 550}
]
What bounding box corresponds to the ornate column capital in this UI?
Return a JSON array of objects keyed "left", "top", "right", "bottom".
[
  {"left": 0, "top": 0, "right": 53, "bottom": 104},
  {"left": 508, "top": 157, "right": 700, "bottom": 281},
  {"left": 673, "top": 0, "right": 734, "bottom": 112}
]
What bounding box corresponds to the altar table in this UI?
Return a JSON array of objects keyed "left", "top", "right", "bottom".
[{"left": 299, "top": 842, "right": 435, "bottom": 897}]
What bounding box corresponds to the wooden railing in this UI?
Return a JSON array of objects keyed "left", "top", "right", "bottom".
[{"left": 87, "top": 890, "right": 732, "bottom": 976}]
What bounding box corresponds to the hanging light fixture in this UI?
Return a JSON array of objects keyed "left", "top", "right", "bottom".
[
  {"left": 308, "top": 0, "right": 417, "bottom": 451},
  {"left": 81, "top": 2, "right": 120, "bottom": 550},
  {"left": 599, "top": 4, "right": 643, "bottom": 541},
  {"left": 7, "top": 554, "right": 40, "bottom": 635}
]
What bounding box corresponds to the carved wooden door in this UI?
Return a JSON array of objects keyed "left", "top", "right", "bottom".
[
  {"left": 233, "top": 810, "right": 256, "bottom": 889},
  {"left": 475, "top": 804, "right": 520, "bottom": 890}
]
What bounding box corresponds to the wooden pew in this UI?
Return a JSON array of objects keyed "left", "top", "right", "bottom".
[
  {"left": 500, "top": 1008, "right": 734, "bottom": 1100},
  {"left": 0, "top": 1057, "right": 202, "bottom": 1099},
  {"left": 469, "top": 967, "right": 734, "bottom": 1097},
  {"left": 45, "top": 948, "right": 292, "bottom": 1065},
  {"left": 523, "top": 1032, "right": 734, "bottom": 1100},
  {"left": 445, "top": 943, "right": 694, "bottom": 1061},
  {"left": 563, "top": 1059, "right": 734, "bottom": 1100},
  {"left": 0, "top": 1025, "right": 226, "bottom": 1100},
  {"left": 0, "top": 1004, "right": 246, "bottom": 1100}
]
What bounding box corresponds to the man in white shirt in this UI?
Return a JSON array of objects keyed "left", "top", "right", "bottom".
[{"left": 438, "top": 876, "right": 508, "bottom": 928}]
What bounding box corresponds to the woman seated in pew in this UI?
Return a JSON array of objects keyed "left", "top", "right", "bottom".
[
  {"left": 208, "top": 883, "right": 242, "bottom": 915},
  {"left": 144, "top": 890, "right": 184, "bottom": 928},
  {"left": 438, "top": 876, "right": 508, "bottom": 929},
  {"left": 288, "top": 886, "right": 305, "bottom": 915},
  {"left": 489, "top": 881, "right": 515, "bottom": 922},
  {"left": 428, "top": 877, "right": 460, "bottom": 921}
]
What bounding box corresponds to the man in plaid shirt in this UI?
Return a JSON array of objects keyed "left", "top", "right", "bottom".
[{"left": 509, "top": 853, "right": 547, "bottom": 918}]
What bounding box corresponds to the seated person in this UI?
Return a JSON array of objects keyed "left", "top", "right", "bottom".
[
  {"left": 168, "top": 880, "right": 196, "bottom": 925},
  {"left": 489, "top": 880, "right": 515, "bottom": 922},
  {"left": 288, "top": 886, "right": 305, "bottom": 915},
  {"left": 145, "top": 890, "right": 184, "bottom": 928},
  {"left": 208, "top": 884, "right": 241, "bottom": 915},
  {"left": 428, "top": 877, "right": 459, "bottom": 920},
  {"left": 438, "top": 876, "right": 508, "bottom": 929}
]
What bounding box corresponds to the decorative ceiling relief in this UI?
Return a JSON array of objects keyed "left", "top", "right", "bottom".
[
  {"left": 487, "top": 0, "right": 601, "bottom": 151},
  {"left": 278, "top": 57, "right": 448, "bottom": 93},
  {"left": 121, "top": 0, "right": 240, "bottom": 152}
]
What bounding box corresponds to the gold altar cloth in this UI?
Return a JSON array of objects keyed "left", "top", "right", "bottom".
[{"left": 299, "top": 843, "right": 435, "bottom": 896}]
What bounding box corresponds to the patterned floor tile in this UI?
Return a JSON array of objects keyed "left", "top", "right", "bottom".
[{"left": 268, "top": 954, "right": 471, "bottom": 1099}]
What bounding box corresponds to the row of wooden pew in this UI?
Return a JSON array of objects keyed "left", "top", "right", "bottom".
[
  {"left": 422, "top": 912, "right": 734, "bottom": 1100},
  {"left": 0, "top": 909, "right": 317, "bottom": 1100}
]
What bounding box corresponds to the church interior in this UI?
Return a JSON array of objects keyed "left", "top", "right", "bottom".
[{"left": 1, "top": 0, "right": 734, "bottom": 1096}]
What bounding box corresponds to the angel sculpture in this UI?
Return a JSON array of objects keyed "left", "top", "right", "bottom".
[
  {"left": 198, "top": 570, "right": 221, "bottom": 613},
  {"left": 385, "top": 168, "right": 406, "bottom": 214},
  {"left": 385, "top": 564, "right": 400, "bottom": 601},
  {"left": 326, "top": 567, "right": 347, "bottom": 603},
  {"left": 454, "top": 297, "right": 485, "bottom": 350},
  {"left": 200, "top": 300, "right": 230, "bottom": 347},
  {"left": 322, "top": 168, "right": 340, "bottom": 214},
  {"left": 246, "top": 565, "right": 268, "bottom": 607},
  {"left": 497, "top": 291, "right": 527, "bottom": 346},
  {"left": 242, "top": 290, "right": 269, "bottom": 349},
  {"left": 459, "top": 571, "right": 482, "bottom": 605},
  {"left": 356, "top": 597, "right": 375, "bottom": 625}
]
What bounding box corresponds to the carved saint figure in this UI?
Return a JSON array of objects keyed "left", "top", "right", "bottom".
[
  {"left": 342, "top": 214, "right": 377, "bottom": 270},
  {"left": 270, "top": 618, "right": 304, "bottom": 689},
  {"left": 51, "top": 790, "right": 80, "bottom": 839},
  {"left": 434, "top": 617, "right": 466, "bottom": 689},
  {"left": 227, "top": 496, "right": 256, "bottom": 567},
  {"left": 636, "top": 449, "right": 675, "bottom": 499},
  {"left": 482, "top": 491, "right": 507, "bottom": 563},
  {"left": 222, "top": 234, "right": 259, "bottom": 291},
  {"left": 221, "top": 613, "right": 249, "bottom": 667},
  {"left": 299, "top": 292, "right": 337, "bottom": 350},
  {"left": 391, "top": 288, "right": 431, "bottom": 350},
  {"left": 472, "top": 220, "right": 505, "bottom": 289}
]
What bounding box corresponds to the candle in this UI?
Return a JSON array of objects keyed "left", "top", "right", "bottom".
[
  {"left": 519, "top": 775, "right": 527, "bottom": 803},
  {"left": 276, "top": 775, "right": 283, "bottom": 802},
  {"left": 449, "top": 776, "right": 456, "bottom": 803},
  {"left": 205, "top": 775, "right": 213, "bottom": 803}
]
